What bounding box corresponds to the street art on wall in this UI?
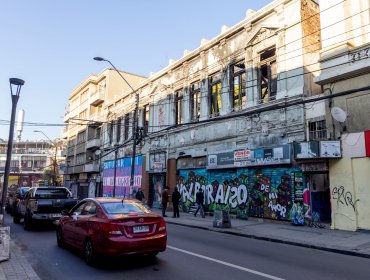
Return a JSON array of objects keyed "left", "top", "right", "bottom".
[
  {"left": 102, "top": 156, "right": 142, "bottom": 198},
  {"left": 177, "top": 167, "right": 300, "bottom": 221},
  {"left": 151, "top": 174, "right": 165, "bottom": 209}
]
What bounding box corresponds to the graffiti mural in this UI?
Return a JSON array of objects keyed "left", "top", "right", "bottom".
[
  {"left": 151, "top": 174, "right": 165, "bottom": 209},
  {"left": 177, "top": 167, "right": 299, "bottom": 221}
]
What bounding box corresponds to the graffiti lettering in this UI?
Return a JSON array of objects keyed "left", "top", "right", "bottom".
[
  {"left": 261, "top": 184, "right": 270, "bottom": 192},
  {"left": 268, "top": 200, "right": 287, "bottom": 217},
  {"left": 332, "top": 186, "right": 359, "bottom": 211},
  {"left": 178, "top": 183, "right": 248, "bottom": 209}
]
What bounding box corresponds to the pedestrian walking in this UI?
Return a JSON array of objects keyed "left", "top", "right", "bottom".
[
  {"left": 172, "top": 186, "right": 181, "bottom": 218},
  {"left": 135, "top": 188, "right": 145, "bottom": 202},
  {"left": 194, "top": 188, "right": 205, "bottom": 218},
  {"left": 161, "top": 186, "right": 169, "bottom": 217}
]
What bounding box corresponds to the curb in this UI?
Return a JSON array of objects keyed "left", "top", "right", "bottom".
[{"left": 165, "top": 220, "right": 370, "bottom": 259}]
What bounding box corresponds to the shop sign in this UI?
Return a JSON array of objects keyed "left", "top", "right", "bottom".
[
  {"left": 153, "top": 162, "right": 163, "bottom": 172},
  {"left": 294, "top": 141, "right": 319, "bottom": 158},
  {"left": 320, "top": 141, "right": 341, "bottom": 158},
  {"left": 177, "top": 156, "right": 207, "bottom": 170},
  {"left": 342, "top": 133, "right": 366, "bottom": 158},
  {"left": 207, "top": 144, "right": 291, "bottom": 169},
  {"left": 300, "top": 162, "right": 328, "bottom": 172},
  {"left": 149, "top": 152, "right": 166, "bottom": 171}
]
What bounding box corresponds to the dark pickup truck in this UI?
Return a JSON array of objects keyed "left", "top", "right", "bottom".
[{"left": 15, "top": 187, "right": 79, "bottom": 230}]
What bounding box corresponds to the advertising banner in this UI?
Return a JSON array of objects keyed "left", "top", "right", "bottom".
[{"left": 102, "top": 155, "right": 142, "bottom": 198}]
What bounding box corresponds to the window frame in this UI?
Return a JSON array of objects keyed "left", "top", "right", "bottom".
[
  {"left": 258, "top": 47, "right": 277, "bottom": 104},
  {"left": 209, "top": 73, "right": 222, "bottom": 116},
  {"left": 175, "top": 90, "right": 183, "bottom": 125},
  {"left": 230, "top": 62, "right": 246, "bottom": 112},
  {"left": 308, "top": 120, "right": 327, "bottom": 140},
  {"left": 189, "top": 82, "right": 201, "bottom": 121}
]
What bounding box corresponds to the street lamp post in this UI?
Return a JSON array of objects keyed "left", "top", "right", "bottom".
[
  {"left": 93, "top": 57, "right": 139, "bottom": 198},
  {"left": 1, "top": 78, "right": 25, "bottom": 216},
  {"left": 34, "top": 130, "right": 58, "bottom": 186}
]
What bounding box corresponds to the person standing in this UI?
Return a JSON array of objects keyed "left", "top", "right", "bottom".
[
  {"left": 194, "top": 188, "right": 205, "bottom": 218},
  {"left": 135, "top": 188, "right": 145, "bottom": 202},
  {"left": 172, "top": 186, "right": 181, "bottom": 218},
  {"left": 161, "top": 186, "right": 169, "bottom": 217}
]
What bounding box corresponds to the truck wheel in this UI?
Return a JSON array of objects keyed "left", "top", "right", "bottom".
[{"left": 24, "top": 213, "right": 33, "bottom": 230}]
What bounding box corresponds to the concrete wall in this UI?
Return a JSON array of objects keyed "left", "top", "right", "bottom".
[{"left": 330, "top": 157, "right": 370, "bottom": 231}]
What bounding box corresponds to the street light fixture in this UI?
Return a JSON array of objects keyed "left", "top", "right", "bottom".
[
  {"left": 34, "top": 130, "right": 58, "bottom": 186},
  {"left": 1, "top": 78, "right": 25, "bottom": 216},
  {"left": 94, "top": 56, "right": 139, "bottom": 198}
]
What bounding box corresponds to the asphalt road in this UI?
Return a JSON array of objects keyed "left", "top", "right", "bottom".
[{"left": 6, "top": 214, "right": 370, "bottom": 280}]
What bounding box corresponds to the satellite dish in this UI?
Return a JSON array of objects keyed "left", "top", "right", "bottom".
[{"left": 331, "top": 107, "right": 347, "bottom": 122}]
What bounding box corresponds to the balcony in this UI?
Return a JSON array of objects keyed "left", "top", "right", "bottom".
[
  {"left": 90, "top": 91, "right": 104, "bottom": 106},
  {"left": 84, "top": 162, "right": 100, "bottom": 173},
  {"left": 86, "top": 138, "right": 101, "bottom": 150},
  {"left": 61, "top": 148, "right": 67, "bottom": 157}
]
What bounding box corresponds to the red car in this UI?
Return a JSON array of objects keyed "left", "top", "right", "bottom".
[{"left": 56, "top": 197, "right": 167, "bottom": 265}]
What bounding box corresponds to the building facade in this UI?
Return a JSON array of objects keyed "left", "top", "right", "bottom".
[
  {"left": 0, "top": 140, "right": 53, "bottom": 188},
  {"left": 314, "top": 0, "right": 370, "bottom": 231},
  {"left": 62, "top": 68, "right": 146, "bottom": 199},
  {"left": 97, "top": 0, "right": 329, "bottom": 224}
]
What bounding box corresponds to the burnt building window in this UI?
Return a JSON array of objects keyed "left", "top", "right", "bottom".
[
  {"left": 231, "top": 62, "right": 246, "bottom": 111},
  {"left": 190, "top": 82, "right": 200, "bottom": 121},
  {"left": 124, "top": 113, "right": 130, "bottom": 140},
  {"left": 143, "top": 104, "right": 149, "bottom": 135},
  {"left": 175, "top": 90, "right": 183, "bottom": 125},
  {"left": 116, "top": 118, "right": 121, "bottom": 144},
  {"left": 209, "top": 73, "right": 222, "bottom": 116},
  {"left": 258, "top": 47, "right": 277, "bottom": 103},
  {"left": 309, "top": 120, "right": 327, "bottom": 140}
]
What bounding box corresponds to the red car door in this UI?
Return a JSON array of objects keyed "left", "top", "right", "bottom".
[
  {"left": 62, "top": 201, "right": 88, "bottom": 248},
  {"left": 74, "top": 201, "right": 99, "bottom": 249}
]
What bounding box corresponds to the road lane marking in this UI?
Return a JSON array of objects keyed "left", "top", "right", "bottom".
[{"left": 168, "top": 245, "right": 285, "bottom": 280}]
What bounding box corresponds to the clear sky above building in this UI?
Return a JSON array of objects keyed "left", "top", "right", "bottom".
[{"left": 0, "top": 0, "right": 272, "bottom": 141}]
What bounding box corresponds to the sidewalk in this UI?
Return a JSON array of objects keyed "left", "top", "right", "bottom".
[
  {"left": 0, "top": 226, "right": 41, "bottom": 280},
  {"left": 154, "top": 209, "right": 370, "bottom": 258}
]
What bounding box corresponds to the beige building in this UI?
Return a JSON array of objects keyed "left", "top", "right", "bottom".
[
  {"left": 314, "top": 0, "right": 370, "bottom": 231},
  {"left": 62, "top": 68, "right": 146, "bottom": 198}
]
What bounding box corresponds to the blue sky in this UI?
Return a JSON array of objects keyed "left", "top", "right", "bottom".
[{"left": 0, "top": 0, "right": 272, "bottom": 141}]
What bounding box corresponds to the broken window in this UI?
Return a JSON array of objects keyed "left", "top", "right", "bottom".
[
  {"left": 142, "top": 104, "right": 149, "bottom": 135},
  {"left": 190, "top": 82, "right": 201, "bottom": 121},
  {"left": 175, "top": 90, "right": 183, "bottom": 125},
  {"left": 124, "top": 114, "right": 130, "bottom": 140},
  {"left": 209, "top": 73, "right": 222, "bottom": 116},
  {"left": 231, "top": 62, "right": 246, "bottom": 111},
  {"left": 258, "top": 48, "right": 277, "bottom": 103}
]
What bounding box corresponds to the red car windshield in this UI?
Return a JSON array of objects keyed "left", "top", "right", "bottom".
[{"left": 101, "top": 202, "right": 150, "bottom": 214}]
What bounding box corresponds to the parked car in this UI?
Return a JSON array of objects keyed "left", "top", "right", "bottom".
[
  {"left": 16, "top": 187, "right": 79, "bottom": 229},
  {"left": 12, "top": 187, "right": 30, "bottom": 222},
  {"left": 56, "top": 197, "right": 167, "bottom": 265}
]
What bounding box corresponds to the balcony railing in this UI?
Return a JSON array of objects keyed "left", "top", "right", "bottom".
[
  {"left": 90, "top": 90, "right": 104, "bottom": 106},
  {"left": 86, "top": 138, "right": 101, "bottom": 150},
  {"left": 84, "top": 162, "right": 100, "bottom": 173}
]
